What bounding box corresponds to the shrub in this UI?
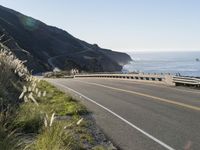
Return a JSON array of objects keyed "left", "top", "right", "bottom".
[
  {"left": 32, "top": 121, "right": 81, "bottom": 150},
  {"left": 0, "top": 124, "right": 24, "bottom": 150},
  {"left": 13, "top": 103, "right": 44, "bottom": 133}
]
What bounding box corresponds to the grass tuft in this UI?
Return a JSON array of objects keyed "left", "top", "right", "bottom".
[
  {"left": 36, "top": 81, "right": 88, "bottom": 116},
  {"left": 32, "top": 121, "right": 81, "bottom": 150},
  {"left": 13, "top": 103, "right": 44, "bottom": 133}
]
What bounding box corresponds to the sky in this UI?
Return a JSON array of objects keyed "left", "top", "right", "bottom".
[{"left": 0, "top": 0, "right": 200, "bottom": 52}]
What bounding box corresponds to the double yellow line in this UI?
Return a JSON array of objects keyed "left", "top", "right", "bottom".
[{"left": 77, "top": 80, "right": 200, "bottom": 111}]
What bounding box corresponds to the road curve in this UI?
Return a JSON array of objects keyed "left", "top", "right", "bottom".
[{"left": 47, "top": 78, "right": 200, "bottom": 150}]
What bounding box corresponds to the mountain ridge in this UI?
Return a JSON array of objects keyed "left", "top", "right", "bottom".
[{"left": 0, "top": 5, "right": 132, "bottom": 73}]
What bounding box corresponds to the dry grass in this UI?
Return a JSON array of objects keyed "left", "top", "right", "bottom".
[
  {"left": 0, "top": 42, "right": 107, "bottom": 150},
  {"left": 0, "top": 43, "right": 30, "bottom": 108},
  {"left": 0, "top": 43, "right": 30, "bottom": 149}
]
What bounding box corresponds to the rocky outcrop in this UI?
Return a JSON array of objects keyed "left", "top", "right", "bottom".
[{"left": 0, "top": 5, "right": 132, "bottom": 73}]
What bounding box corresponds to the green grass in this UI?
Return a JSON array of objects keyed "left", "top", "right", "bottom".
[
  {"left": 32, "top": 121, "right": 81, "bottom": 150},
  {"left": 13, "top": 103, "right": 44, "bottom": 133},
  {"left": 13, "top": 81, "right": 88, "bottom": 132},
  {"left": 0, "top": 125, "right": 18, "bottom": 150},
  {"left": 92, "top": 146, "right": 107, "bottom": 150},
  {"left": 11, "top": 80, "right": 96, "bottom": 149},
  {"left": 1, "top": 43, "right": 103, "bottom": 149},
  {"left": 0, "top": 80, "right": 107, "bottom": 149},
  {"left": 36, "top": 81, "right": 88, "bottom": 116}
]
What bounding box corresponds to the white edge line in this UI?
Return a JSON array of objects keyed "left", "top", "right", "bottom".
[{"left": 53, "top": 82, "right": 175, "bottom": 150}]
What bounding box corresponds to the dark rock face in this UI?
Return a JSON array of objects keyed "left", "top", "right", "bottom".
[{"left": 0, "top": 5, "right": 132, "bottom": 73}]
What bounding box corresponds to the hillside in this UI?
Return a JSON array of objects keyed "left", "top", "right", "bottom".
[
  {"left": 0, "top": 44, "right": 115, "bottom": 149},
  {"left": 0, "top": 5, "right": 132, "bottom": 73}
]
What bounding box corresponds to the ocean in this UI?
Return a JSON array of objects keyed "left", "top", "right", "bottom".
[{"left": 123, "top": 51, "right": 200, "bottom": 77}]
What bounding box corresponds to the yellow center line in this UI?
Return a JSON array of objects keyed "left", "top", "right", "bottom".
[
  {"left": 76, "top": 80, "right": 200, "bottom": 112},
  {"left": 90, "top": 78, "right": 200, "bottom": 94}
]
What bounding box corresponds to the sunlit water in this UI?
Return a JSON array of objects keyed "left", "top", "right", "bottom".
[{"left": 123, "top": 51, "right": 200, "bottom": 77}]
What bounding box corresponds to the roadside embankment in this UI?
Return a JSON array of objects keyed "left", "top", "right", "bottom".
[{"left": 0, "top": 43, "right": 115, "bottom": 150}]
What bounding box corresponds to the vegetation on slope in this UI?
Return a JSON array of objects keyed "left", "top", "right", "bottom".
[{"left": 0, "top": 43, "right": 112, "bottom": 150}]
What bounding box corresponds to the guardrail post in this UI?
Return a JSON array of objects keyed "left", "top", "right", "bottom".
[{"left": 164, "top": 75, "right": 175, "bottom": 86}]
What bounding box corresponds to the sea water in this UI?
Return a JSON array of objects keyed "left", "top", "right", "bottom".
[{"left": 123, "top": 51, "right": 200, "bottom": 77}]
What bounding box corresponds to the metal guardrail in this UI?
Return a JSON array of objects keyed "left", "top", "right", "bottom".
[
  {"left": 74, "top": 74, "right": 166, "bottom": 82},
  {"left": 173, "top": 76, "right": 200, "bottom": 86},
  {"left": 74, "top": 74, "right": 200, "bottom": 87}
]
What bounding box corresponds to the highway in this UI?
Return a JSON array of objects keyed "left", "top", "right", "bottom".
[{"left": 47, "top": 78, "right": 200, "bottom": 150}]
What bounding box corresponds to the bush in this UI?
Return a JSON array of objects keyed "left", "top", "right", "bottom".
[
  {"left": 13, "top": 103, "right": 44, "bottom": 133},
  {"left": 32, "top": 121, "right": 81, "bottom": 150},
  {"left": 0, "top": 125, "right": 22, "bottom": 150}
]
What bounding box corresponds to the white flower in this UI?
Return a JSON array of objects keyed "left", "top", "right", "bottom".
[
  {"left": 28, "top": 93, "right": 39, "bottom": 106},
  {"left": 37, "top": 91, "right": 41, "bottom": 97},
  {"left": 43, "top": 91, "right": 47, "bottom": 97},
  {"left": 49, "top": 113, "right": 55, "bottom": 127},
  {"left": 19, "top": 92, "right": 25, "bottom": 99},
  {"left": 24, "top": 96, "right": 28, "bottom": 102},
  {"left": 44, "top": 114, "right": 48, "bottom": 127},
  {"left": 35, "top": 88, "right": 39, "bottom": 94},
  {"left": 76, "top": 118, "right": 83, "bottom": 125}
]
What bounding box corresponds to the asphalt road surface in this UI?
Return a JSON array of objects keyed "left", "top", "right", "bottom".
[{"left": 47, "top": 78, "right": 200, "bottom": 150}]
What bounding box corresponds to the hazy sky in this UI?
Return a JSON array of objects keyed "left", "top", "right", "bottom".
[{"left": 1, "top": 0, "right": 200, "bottom": 52}]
